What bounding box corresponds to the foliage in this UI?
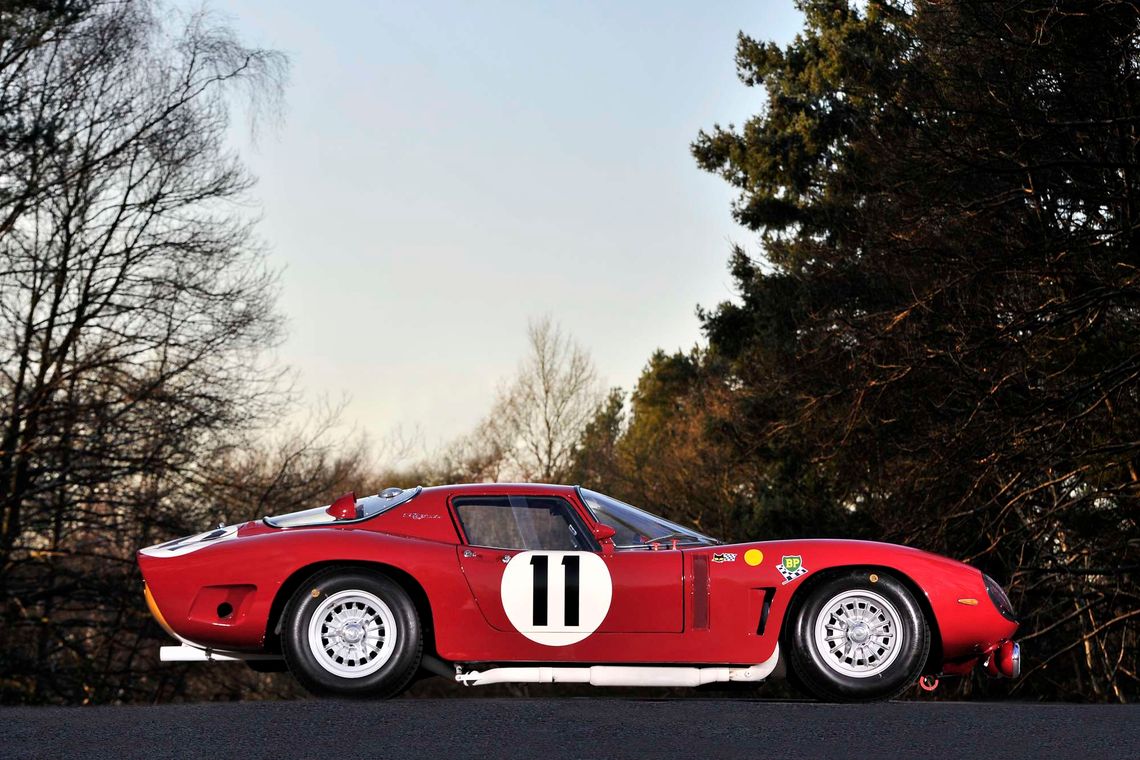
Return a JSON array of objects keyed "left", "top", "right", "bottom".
[
  {"left": 570, "top": 349, "right": 862, "bottom": 542},
  {"left": 687, "top": 0, "right": 1140, "bottom": 701}
]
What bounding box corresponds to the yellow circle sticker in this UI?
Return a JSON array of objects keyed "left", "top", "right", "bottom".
[{"left": 744, "top": 549, "right": 764, "bottom": 566}]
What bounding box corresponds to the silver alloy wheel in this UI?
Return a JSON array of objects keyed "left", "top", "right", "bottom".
[
  {"left": 813, "top": 589, "right": 903, "bottom": 678},
  {"left": 306, "top": 589, "right": 397, "bottom": 679}
]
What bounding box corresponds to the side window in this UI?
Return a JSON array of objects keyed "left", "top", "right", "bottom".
[{"left": 454, "top": 496, "right": 592, "bottom": 551}]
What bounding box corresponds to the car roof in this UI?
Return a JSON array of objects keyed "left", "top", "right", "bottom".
[{"left": 421, "top": 483, "right": 579, "bottom": 498}]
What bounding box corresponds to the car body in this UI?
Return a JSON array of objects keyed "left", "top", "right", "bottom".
[{"left": 138, "top": 483, "right": 1020, "bottom": 700}]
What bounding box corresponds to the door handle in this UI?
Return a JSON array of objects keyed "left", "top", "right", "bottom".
[{"left": 462, "top": 549, "right": 512, "bottom": 563}]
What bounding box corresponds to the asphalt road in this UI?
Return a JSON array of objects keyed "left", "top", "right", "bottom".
[{"left": 2, "top": 698, "right": 1136, "bottom": 760}]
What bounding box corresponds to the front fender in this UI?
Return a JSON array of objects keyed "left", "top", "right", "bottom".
[{"left": 721, "top": 539, "right": 1017, "bottom": 666}]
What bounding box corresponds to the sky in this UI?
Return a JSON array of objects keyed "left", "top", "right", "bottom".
[{"left": 210, "top": 0, "right": 805, "bottom": 457}]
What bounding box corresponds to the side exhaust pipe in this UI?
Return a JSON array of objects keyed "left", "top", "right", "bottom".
[
  {"left": 456, "top": 645, "right": 780, "bottom": 688},
  {"left": 160, "top": 644, "right": 282, "bottom": 662}
]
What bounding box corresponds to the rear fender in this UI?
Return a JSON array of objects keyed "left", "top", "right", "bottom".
[
  {"left": 264, "top": 559, "right": 438, "bottom": 655},
  {"left": 140, "top": 528, "right": 473, "bottom": 652}
]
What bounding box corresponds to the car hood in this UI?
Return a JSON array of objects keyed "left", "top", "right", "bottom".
[{"left": 716, "top": 537, "right": 980, "bottom": 576}]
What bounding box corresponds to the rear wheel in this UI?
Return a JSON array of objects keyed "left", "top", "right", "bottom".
[
  {"left": 282, "top": 568, "right": 422, "bottom": 697},
  {"left": 786, "top": 569, "right": 929, "bottom": 702}
]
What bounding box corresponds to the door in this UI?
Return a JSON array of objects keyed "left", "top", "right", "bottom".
[
  {"left": 454, "top": 494, "right": 684, "bottom": 639},
  {"left": 596, "top": 549, "right": 683, "bottom": 633}
]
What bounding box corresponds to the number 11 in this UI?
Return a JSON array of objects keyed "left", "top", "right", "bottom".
[{"left": 529, "top": 554, "right": 580, "bottom": 627}]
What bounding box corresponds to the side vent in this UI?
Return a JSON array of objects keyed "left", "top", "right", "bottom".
[
  {"left": 753, "top": 588, "right": 776, "bottom": 636},
  {"left": 693, "top": 555, "right": 710, "bottom": 629}
]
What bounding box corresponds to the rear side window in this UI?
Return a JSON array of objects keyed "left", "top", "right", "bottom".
[{"left": 453, "top": 496, "right": 594, "bottom": 551}]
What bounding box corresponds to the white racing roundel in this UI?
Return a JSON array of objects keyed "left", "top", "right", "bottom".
[{"left": 500, "top": 550, "right": 612, "bottom": 646}]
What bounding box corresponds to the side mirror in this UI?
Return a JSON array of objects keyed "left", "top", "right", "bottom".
[{"left": 592, "top": 523, "right": 617, "bottom": 541}]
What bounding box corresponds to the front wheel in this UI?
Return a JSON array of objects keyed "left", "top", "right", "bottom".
[
  {"left": 786, "top": 569, "right": 929, "bottom": 702},
  {"left": 282, "top": 568, "right": 422, "bottom": 697}
]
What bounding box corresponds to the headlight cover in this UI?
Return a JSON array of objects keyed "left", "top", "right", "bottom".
[{"left": 983, "top": 573, "right": 1018, "bottom": 622}]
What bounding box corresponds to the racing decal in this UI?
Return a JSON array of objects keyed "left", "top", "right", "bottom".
[
  {"left": 139, "top": 525, "right": 240, "bottom": 558},
  {"left": 777, "top": 555, "right": 807, "bottom": 584},
  {"left": 744, "top": 548, "right": 764, "bottom": 566},
  {"left": 712, "top": 552, "right": 737, "bottom": 563},
  {"left": 500, "top": 551, "right": 612, "bottom": 646}
]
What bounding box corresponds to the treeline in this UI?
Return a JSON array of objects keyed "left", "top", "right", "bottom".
[
  {"left": 586, "top": 0, "right": 1139, "bottom": 703},
  {"left": 2, "top": 0, "right": 1137, "bottom": 705}
]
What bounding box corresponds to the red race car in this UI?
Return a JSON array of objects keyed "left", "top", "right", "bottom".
[{"left": 138, "top": 483, "right": 1020, "bottom": 701}]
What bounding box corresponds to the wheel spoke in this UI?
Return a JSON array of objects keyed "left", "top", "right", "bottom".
[
  {"left": 306, "top": 589, "right": 400, "bottom": 679},
  {"left": 813, "top": 589, "right": 904, "bottom": 678}
]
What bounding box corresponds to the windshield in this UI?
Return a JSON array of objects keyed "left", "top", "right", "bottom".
[{"left": 578, "top": 488, "right": 719, "bottom": 549}]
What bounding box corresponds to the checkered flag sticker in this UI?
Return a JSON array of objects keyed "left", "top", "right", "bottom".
[{"left": 778, "top": 555, "right": 807, "bottom": 584}]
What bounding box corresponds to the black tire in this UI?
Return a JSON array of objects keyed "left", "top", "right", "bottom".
[
  {"left": 282, "top": 568, "right": 422, "bottom": 698},
  {"left": 785, "top": 569, "right": 929, "bottom": 702}
]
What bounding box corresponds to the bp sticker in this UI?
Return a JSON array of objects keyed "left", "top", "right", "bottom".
[{"left": 500, "top": 551, "right": 612, "bottom": 646}]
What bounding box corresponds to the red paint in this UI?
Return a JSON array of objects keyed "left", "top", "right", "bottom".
[
  {"left": 996, "top": 640, "right": 1020, "bottom": 678},
  {"left": 138, "top": 483, "right": 1019, "bottom": 676},
  {"left": 326, "top": 492, "right": 357, "bottom": 520}
]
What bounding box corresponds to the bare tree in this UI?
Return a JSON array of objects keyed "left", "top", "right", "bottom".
[
  {"left": 478, "top": 318, "right": 604, "bottom": 483},
  {"left": 0, "top": 1, "right": 287, "bottom": 704}
]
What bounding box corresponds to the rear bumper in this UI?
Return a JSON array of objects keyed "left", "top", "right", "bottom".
[
  {"left": 139, "top": 549, "right": 272, "bottom": 651},
  {"left": 146, "top": 582, "right": 282, "bottom": 664}
]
